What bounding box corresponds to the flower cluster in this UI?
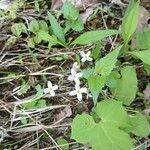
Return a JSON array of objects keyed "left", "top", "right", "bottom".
[{"left": 44, "top": 51, "right": 92, "bottom": 101}]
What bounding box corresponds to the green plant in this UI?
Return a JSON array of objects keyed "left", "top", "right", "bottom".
[
  {"left": 11, "top": 22, "right": 27, "bottom": 37},
  {"left": 71, "top": 100, "right": 150, "bottom": 150},
  {"left": 62, "top": 1, "right": 84, "bottom": 32}
]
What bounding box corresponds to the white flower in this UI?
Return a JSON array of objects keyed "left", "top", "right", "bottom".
[
  {"left": 43, "top": 81, "right": 58, "bottom": 96},
  {"left": 80, "top": 51, "right": 93, "bottom": 63},
  {"left": 69, "top": 84, "right": 87, "bottom": 101},
  {"left": 72, "top": 62, "right": 79, "bottom": 71},
  {"left": 68, "top": 68, "right": 82, "bottom": 84}
]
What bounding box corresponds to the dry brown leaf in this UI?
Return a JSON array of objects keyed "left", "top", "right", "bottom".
[
  {"left": 80, "top": 7, "right": 94, "bottom": 23},
  {"left": 55, "top": 105, "right": 72, "bottom": 123},
  {"left": 131, "top": 6, "right": 150, "bottom": 48},
  {"left": 51, "top": 0, "right": 98, "bottom": 10},
  {"left": 143, "top": 85, "right": 150, "bottom": 100},
  {"left": 137, "top": 6, "right": 150, "bottom": 32}
]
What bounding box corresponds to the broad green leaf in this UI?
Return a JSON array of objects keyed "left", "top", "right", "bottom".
[
  {"left": 91, "top": 42, "right": 101, "bottom": 60},
  {"left": 11, "top": 23, "right": 27, "bottom": 37},
  {"left": 95, "top": 45, "right": 122, "bottom": 76},
  {"left": 95, "top": 100, "right": 128, "bottom": 127},
  {"left": 17, "top": 81, "right": 30, "bottom": 96},
  {"left": 57, "top": 138, "right": 69, "bottom": 150},
  {"left": 127, "top": 112, "right": 150, "bottom": 137},
  {"left": 71, "top": 30, "right": 119, "bottom": 45},
  {"left": 88, "top": 75, "right": 107, "bottom": 105},
  {"left": 38, "top": 20, "right": 49, "bottom": 32},
  {"left": 144, "top": 63, "right": 150, "bottom": 75},
  {"left": 106, "top": 71, "right": 121, "bottom": 88},
  {"left": 37, "top": 30, "right": 64, "bottom": 47},
  {"left": 27, "top": 38, "right": 35, "bottom": 48},
  {"left": 62, "top": 1, "right": 79, "bottom": 21},
  {"left": 136, "top": 26, "right": 150, "bottom": 50},
  {"left": 29, "top": 19, "right": 39, "bottom": 33},
  {"left": 22, "top": 99, "right": 46, "bottom": 110},
  {"left": 82, "top": 67, "right": 94, "bottom": 79},
  {"left": 111, "top": 66, "right": 138, "bottom": 105},
  {"left": 48, "top": 12, "right": 66, "bottom": 44},
  {"left": 11, "top": 24, "right": 22, "bottom": 37},
  {"left": 71, "top": 100, "right": 133, "bottom": 150},
  {"left": 71, "top": 18, "right": 84, "bottom": 31},
  {"left": 130, "top": 50, "right": 150, "bottom": 66},
  {"left": 121, "top": 0, "right": 140, "bottom": 44}
]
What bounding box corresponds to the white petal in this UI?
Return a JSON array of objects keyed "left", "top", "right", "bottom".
[
  {"left": 87, "top": 51, "right": 91, "bottom": 56},
  {"left": 77, "top": 93, "right": 82, "bottom": 101},
  {"left": 76, "top": 72, "right": 83, "bottom": 78},
  {"left": 80, "top": 87, "right": 87, "bottom": 93},
  {"left": 69, "top": 90, "right": 77, "bottom": 96},
  {"left": 43, "top": 88, "right": 49, "bottom": 94},
  {"left": 87, "top": 57, "right": 93, "bottom": 61},
  {"left": 68, "top": 75, "right": 74, "bottom": 81},
  {"left": 47, "top": 81, "right": 52, "bottom": 88},
  {"left": 50, "top": 90, "right": 55, "bottom": 96},
  {"left": 71, "top": 68, "right": 76, "bottom": 76},
  {"left": 81, "top": 57, "right": 86, "bottom": 62},
  {"left": 80, "top": 51, "right": 85, "bottom": 57},
  {"left": 74, "top": 79, "right": 80, "bottom": 85},
  {"left": 73, "top": 62, "right": 79, "bottom": 70},
  {"left": 75, "top": 83, "right": 80, "bottom": 89},
  {"left": 53, "top": 85, "right": 58, "bottom": 90},
  {"left": 74, "top": 78, "right": 80, "bottom": 84}
]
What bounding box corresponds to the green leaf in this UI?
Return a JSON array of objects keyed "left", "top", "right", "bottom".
[
  {"left": 71, "top": 30, "right": 119, "bottom": 45},
  {"left": 48, "top": 12, "right": 66, "bottom": 44},
  {"left": 110, "top": 66, "right": 138, "bottom": 105},
  {"left": 130, "top": 50, "right": 150, "bottom": 66},
  {"left": 144, "top": 63, "right": 150, "bottom": 75},
  {"left": 95, "top": 45, "right": 122, "bottom": 76},
  {"left": 29, "top": 20, "right": 40, "bottom": 33},
  {"left": 127, "top": 112, "right": 150, "bottom": 137},
  {"left": 27, "top": 38, "right": 35, "bottom": 48},
  {"left": 121, "top": 0, "right": 140, "bottom": 44},
  {"left": 82, "top": 67, "right": 94, "bottom": 79},
  {"left": 71, "top": 18, "right": 84, "bottom": 31},
  {"left": 136, "top": 26, "right": 150, "bottom": 50},
  {"left": 62, "top": 1, "right": 79, "bottom": 21},
  {"left": 88, "top": 75, "right": 106, "bottom": 105},
  {"left": 38, "top": 20, "right": 49, "bottom": 32},
  {"left": 95, "top": 100, "right": 128, "bottom": 127},
  {"left": 71, "top": 100, "right": 133, "bottom": 150},
  {"left": 17, "top": 81, "right": 30, "bottom": 96},
  {"left": 57, "top": 138, "right": 69, "bottom": 150},
  {"left": 91, "top": 42, "right": 101, "bottom": 60},
  {"left": 11, "top": 23, "right": 27, "bottom": 37},
  {"left": 37, "top": 30, "right": 64, "bottom": 47},
  {"left": 22, "top": 99, "right": 46, "bottom": 110}
]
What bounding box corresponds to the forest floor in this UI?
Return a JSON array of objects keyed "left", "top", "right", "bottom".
[{"left": 0, "top": 0, "right": 150, "bottom": 150}]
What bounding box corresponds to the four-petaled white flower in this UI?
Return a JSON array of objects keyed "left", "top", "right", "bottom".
[
  {"left": 69, "top": 84, "right": 87, "bottom": 101},
  {"left": 72, "top": 62, "right": 79, "bottom": 71},
  {"left": 80, "top": 51, "right": 93, "bottom": 63},
  {"left": 44, "top": 81, "right": 58, "bottom": 96},
  {"left": 68, "top": 68, "right": 82, "bottom": 84}
]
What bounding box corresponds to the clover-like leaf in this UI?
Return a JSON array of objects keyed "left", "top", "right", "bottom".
[{"left": 71, "top": 100, "right": 133, "bottom": 150}]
